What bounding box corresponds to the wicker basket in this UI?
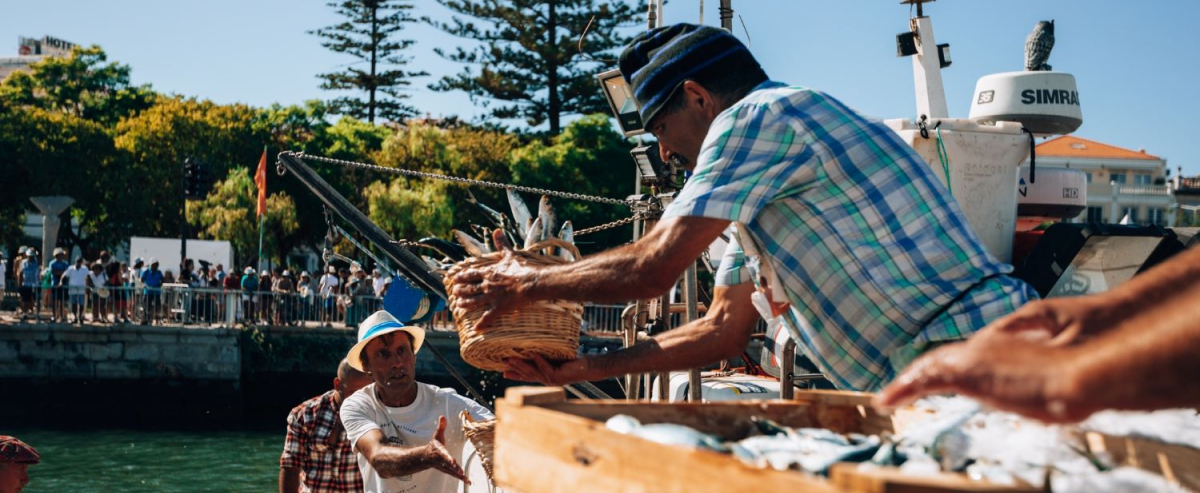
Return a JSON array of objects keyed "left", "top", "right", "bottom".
[
  {"left": 461, "top": 411, "right": 496, "bottom": 479},
  {"left": 445, "top": 238, "right": 583, "bottom": 372}
]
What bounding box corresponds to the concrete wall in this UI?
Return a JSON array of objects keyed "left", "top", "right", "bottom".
[{"left": 0, "top": 323, "right": 241, "bottom": 381}]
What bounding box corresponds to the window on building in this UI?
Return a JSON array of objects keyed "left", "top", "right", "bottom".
[
  {"left": 1085, "top": 172, "right": 1093, "bottom": 184},
  {"left": 1149, "top": 208, "right": 1167, "bottom": 226},
  {"left": 1086, "top": 206, "right": 1103, "bottom": 223},
  {"left": 1121, "top": 206, "right": 1138, "bottom": 224},
  {"left": 1111, "top": 173, "right": 1127, "bottom": 184},
  {"left": 1135, "top": 174, "right": 1152, "bottom": 185}
]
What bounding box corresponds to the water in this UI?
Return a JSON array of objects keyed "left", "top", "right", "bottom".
[{"left": 9, "top": 428, "right": 283, "bottom": 493}]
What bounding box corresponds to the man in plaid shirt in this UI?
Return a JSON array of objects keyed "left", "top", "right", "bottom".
[
  {"left": 280, "top": 359, "right": 372, "bottom": 493},
  {"left": 452, "top": 24, "right": 1035, "bottom": 392}
]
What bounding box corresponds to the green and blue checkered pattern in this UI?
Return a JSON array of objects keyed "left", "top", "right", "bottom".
[{"left": 666, "top": 82, "right": 1037, "bottom": 391}]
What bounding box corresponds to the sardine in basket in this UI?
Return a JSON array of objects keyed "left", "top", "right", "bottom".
[{"left": 445, "top": 238, "right": 583, "bottom": 373}]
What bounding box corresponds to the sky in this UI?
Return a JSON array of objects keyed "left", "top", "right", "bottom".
[{"left": 2, "top": 0, "right": 1197, "bottom": 176}]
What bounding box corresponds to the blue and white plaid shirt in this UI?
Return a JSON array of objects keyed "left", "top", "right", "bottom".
[{"left": 664, "top": 81, "right": 1036, "bottom": 391}]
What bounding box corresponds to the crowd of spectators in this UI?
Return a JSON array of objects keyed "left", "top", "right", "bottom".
[{"left": 1, "top": 247, "right": 392, "bottom": 329}]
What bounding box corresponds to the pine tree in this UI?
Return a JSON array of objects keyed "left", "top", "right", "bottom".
[
  {"left": 427, "top": 0, "right": 641, "bottom": 135},
  {"left": 310, "top": 0, "right": 428, "bottom": 123}
]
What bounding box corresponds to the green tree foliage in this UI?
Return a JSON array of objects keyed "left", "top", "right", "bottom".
[
  {"left": 427, "top": 0, "right": 641, "bottom": 135},
  {"left": 0, "top": 104, "right": 139, "bottom": 256},
  {"left": 0, "top": 45, "right": 156, "bottom": 126},
  {"left": 114, "top": 97, "right": 268, "bottom": 240},
  {"left": 364, "top": 179, "right": 456, "bottom": 242},
  {"left": 187, "top": 167, "right": 299, "bottom": 266},
  {"left": 311, "top": 0, "right": 428, "bottom": 123}
]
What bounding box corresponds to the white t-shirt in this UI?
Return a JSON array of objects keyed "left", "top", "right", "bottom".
[
  {"left": 319, "top": 273, "right": 339, "bottom": 297},
  {"left": 373, "top": 276, "right": 389, "bottom": 297},
  {"left": 88, "top": 271, "right": 108, "bottom": 291},
  {"left": 65, "top": 265, "right": 90, "bottom": 293},
  {"left": 341, "top": 382, "right": 493, "bottom": 493}
]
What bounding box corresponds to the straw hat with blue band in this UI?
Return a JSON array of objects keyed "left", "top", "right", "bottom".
[
  {"left": 619, "top": 23, "right": 767, "bottom": 127},
  {"left": 347, "top": 310, "right": 426, "bottom": 372}
]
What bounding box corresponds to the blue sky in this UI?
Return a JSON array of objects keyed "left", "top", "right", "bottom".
[{"left": 2, "top": 0, "right": 1196, "bottom": 176}]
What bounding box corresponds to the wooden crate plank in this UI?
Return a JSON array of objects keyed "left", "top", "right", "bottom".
[
  {"left": 495, "top": 396, "right": 844, "bottom": 493},
  {"left": 1084, "top": 431, "right": 1200, "bottom": 492},
  {"left": 830, "top": 464, "right": 1041, "bottom": 493}
]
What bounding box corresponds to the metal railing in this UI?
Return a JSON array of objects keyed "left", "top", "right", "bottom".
[{"left": 3, "top": 287, "right": 769, "bottom": 334}]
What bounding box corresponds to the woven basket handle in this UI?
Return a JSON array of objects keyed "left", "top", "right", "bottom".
[{"left": 520, "top": 238, "right": 580, "bottom": 259}]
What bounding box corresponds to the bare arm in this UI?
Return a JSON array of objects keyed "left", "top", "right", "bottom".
[
  {"left": 505, "top": 283, "right": 761, "bottom": 385},
  {"left": 278, "top": 468, "right": 300, "bottom": 493},
  {"left": 878, "top": 247, "right": 1200, "bottom": 422},
  {"left": 354, "top": 417, "right": 468, "bottom": 483},
  {"left": 451, "top": 216, "right": 730, "bottom": 329}
]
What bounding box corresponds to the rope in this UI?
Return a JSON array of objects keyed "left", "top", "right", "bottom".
[{"left": 935, "top": 125, "right": 953, "bottom": 194}]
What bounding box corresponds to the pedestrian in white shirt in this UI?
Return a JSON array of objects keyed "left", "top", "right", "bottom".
[{"left": 64, "top": 258, "right": 90, "bottom": 324}]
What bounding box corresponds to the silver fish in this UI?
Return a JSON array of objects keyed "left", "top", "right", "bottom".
[
  {"left": 604, "top": 415, "right": 727, "bottom": 453},
  {"left": 557, "top": 221, "right": 575, "bottom": 261},
  {"left": 737, "top": 430, "right": 880, "bottom": 474},
  {"left": 507, "top": 189, "right": 532, "bottom": 240},
  {"left": 453, "top": 229, "right": 489, "bottom": 257},
  {"left": 523, "top": 217, "right": 543, "bottom": 250},
  {"left": 420, "top": 255, "right": 442, "bottom": 271},
  {"left": 466, "top": 190, "right": 508, "bottom": 230},
  {"left": 537, "top": 195, "right": 556, "bottom": 241}
]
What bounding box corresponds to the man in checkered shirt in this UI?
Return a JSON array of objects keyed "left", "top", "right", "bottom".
[
  {"left": 452, "top": 24, "right": 1036, "bottom": 392},
  {"left": 280, "top": 359, "right": 372, "bottom": 493}
]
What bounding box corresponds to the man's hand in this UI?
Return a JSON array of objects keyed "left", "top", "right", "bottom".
[
  {"left": 503, "top": 355, "right": 591, "bottom": 386},
  {"left": 874, "top": 327, "right": 1096, "bottom": 423},
  {"left": 980, "top": 295, "right": 1122, "bottom": 346},
  {"left": 449, "top": 230, "right": 540, "bottom": 331},
  {"left": 423, "top": 415, "right": 469, "bottom": 485}
]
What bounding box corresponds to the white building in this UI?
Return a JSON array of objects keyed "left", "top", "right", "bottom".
[
  {"left": 0, "top": 35, "right": 77, "bottom": 79},
  {"left": 1034, "top": 135, "right": 1176, "bottom": 227}
]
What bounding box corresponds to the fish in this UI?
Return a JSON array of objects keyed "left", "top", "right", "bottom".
[
  {"left": 506, "top": 189, "right": 533, "bottom": 240},
  {"left": 467, "top": 190, "right": 509, "bottom": 230},
  {"left": 415, "top": 237, "right": 468, "bottom": 262},
  {"left": 557, "top": 221, "right": 575, "bottom": 261},
  {"left": 523, "top": 217, "right": 543, "bottom": 250},
  {"left": 537, "top": 195, "right": 557, "bottom": 241},
  {"left": 469, "top": 224, "right": 493, "bottom": 250},
  {"left": 736, "top": 430, "right": 881, "bottom": 474},
  {"left": 453, "top": 229, "right": 489, "bottom": 257},
  {"left": 420, "top": 255, "right": 447, "bottom": 272},
  {"left": 604, "top": 415, "right": 728, "bottom": 453}
]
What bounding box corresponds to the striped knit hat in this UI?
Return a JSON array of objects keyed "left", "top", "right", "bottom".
[{"left": 619, "top": 24, "right": 767, "bottom": 126}]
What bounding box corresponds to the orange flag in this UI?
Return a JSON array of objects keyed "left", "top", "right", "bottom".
[{"left": 254, "top": 148, "right": 267, "bottom": 218}]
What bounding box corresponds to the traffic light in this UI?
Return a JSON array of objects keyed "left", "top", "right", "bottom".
[{"left": 183, "top": 158, "right": 207, "bottom": 199}]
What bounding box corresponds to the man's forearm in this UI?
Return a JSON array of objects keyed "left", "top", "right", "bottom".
[
  {"left": 523, "top": 216, "right": 731, "bottom": 304},
  {"left": 584, "top": 310, "right": 754, "bottom": 381},
  {"left": 1070, "top": 277, "right": 1200, "bottom": 412},
  {"left": 369, "top": 444, "right": 436, "bottom": 479},
  {"left": 1096, "top": 247, "right": 1200, "bottom": 315},
  {"left": 279, "top": 467, "right": 300, "bottom": 493},
  {"left": 527, "top": 243, "right": 673, "bottom": 304}
]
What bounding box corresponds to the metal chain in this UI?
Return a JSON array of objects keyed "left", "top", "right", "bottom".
[
  {"left": 284, "top": 152, "right": 634, "bottom": 206},
  {"left": 575, "top": 214, "right": 642, "bottom": 236}
]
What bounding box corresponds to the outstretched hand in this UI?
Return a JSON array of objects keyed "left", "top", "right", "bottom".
[
  {"left": 450, "top": 229, "right": 540, "bottom": 331},
  {"left": 502, "top": 355, "right": 590, "bottom": 387},
  {"left": 874, "top": 324, "right": 1095, "bottom": 423},
  {"left": 425, "top": 415, "right": 469, "bottom": 485}
]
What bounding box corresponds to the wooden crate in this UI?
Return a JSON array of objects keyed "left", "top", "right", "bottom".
[{"left": 493, "top": 387, "right": 1039, "bottom": 493}]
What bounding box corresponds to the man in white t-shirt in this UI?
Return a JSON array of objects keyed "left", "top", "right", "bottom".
[
  {"left": 371, "top": 269, "right": 388, "bottom": 299},
  {"left": 318, "top": 266, "right": 340, "bottom": 325},
  {"left": 340, "top": 311, "right": 493, "bottom": 493},
  {"left": 64, "top": 257, "right": 90, "bottom": 324}
]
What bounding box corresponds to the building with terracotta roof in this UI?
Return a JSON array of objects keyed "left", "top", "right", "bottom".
[{"left": 1033, "top": 135, "right": 1176, "bottom": 226}]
